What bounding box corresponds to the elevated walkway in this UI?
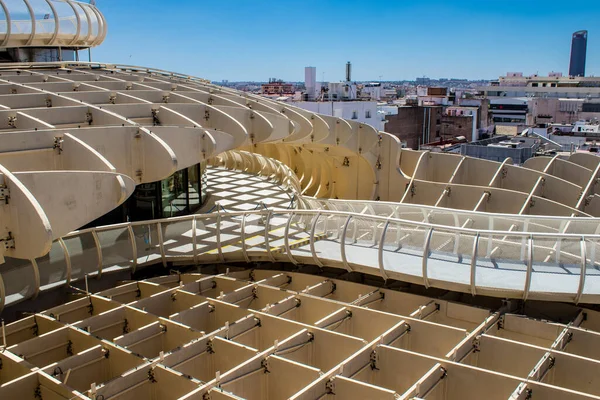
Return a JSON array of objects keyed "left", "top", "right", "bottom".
[
  {"left": 2, "top": 155, "right": 600, "bottom": 311},
  {"left": 1, "top": 207, "right": 599, "bottom": 311}
]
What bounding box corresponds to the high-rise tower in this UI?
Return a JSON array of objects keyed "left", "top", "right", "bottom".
[
  {"left": 569, "top": 30, "right": 588, "bottom": 77},
  {"left": 304, "top": 66, "right": 317, "bottom": 100}
]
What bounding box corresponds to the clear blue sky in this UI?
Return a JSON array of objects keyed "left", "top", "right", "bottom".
[{"left": 92, "top": 0, "right": 600, "bottom": 82}]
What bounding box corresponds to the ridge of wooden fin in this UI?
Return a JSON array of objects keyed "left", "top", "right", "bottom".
[
  {"left": 11, "top": 170, "right": 135, "bottom": 245},
  {"left": 0, "top": 164, "right": 53, "bottom": 261}
]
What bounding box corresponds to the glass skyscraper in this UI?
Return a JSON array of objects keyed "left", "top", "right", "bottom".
[{"left": 569, "top": 30, "right": 588, "bottom": 77}]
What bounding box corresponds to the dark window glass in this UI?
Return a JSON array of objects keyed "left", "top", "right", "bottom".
[
  {"left": 490, "top": 104, "right": 528, "bottom": 111},
  {"left": 582, "top": 103, "right": 600, "bottom": 113},
  {"left": 188, "top": 164, "right": 201, "bottom": 211},
  {"left": 162, "top": 169, "right": 188, "bottom": 217},
  {"left": 132, "top": 182, "right": 159, "bottom": 221}
]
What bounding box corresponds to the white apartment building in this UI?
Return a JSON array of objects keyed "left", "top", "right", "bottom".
[{"left": 290, "top": 100, "right": 386, "bottom": 131}]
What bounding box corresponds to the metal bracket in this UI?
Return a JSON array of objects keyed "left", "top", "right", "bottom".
[
  {"left": 152, "top": 109, "right": 160, "bottom": 126},
  {"left": 261, "top": 358, "right": 270, "bottom": 374},
  {"left": 148, "top": 368, "right": 157, "bottom": 383},
  {"left": 548, "top": 355, "right": 556, "bottom": 370},
  {"left": 1, "top": 232, "right": 15, "bottom": 250},
  {"left": 85, "top": 112, "right": 93, "bottom": 125},
  {"left": 87, "top": 299, "right": 94, "bottom": 315},
  {"left": 34, "top": 385, "right": 42, "bottom": 400},
  {"left": 7, "top": 115, "right": 16, "bottom": 128},
  {"left": 497, "top": 315, "right": 505, "bottom": 330},
  {"left": 109, "top": 94, "right": 117, "bottom": 104},
  {"left": 473, "top": 337, "right": 481, "bottom": 352},
  {"left": 53, "top": 136, "right": 64, "bottom": 154},
  {"left": 330, "top": 281, "right": 337, "bottom": 295},
  {"left": 326, "top": 379, "right": 335, "bottom": 395},
  {"left": 207, "top": 339, "right": 215, "bottom": 354},
  {"left": 0, "top": 186, "right": 10, "bottom": 204},
  {"left": 45, "top": 97, "right": 52, "bottom": 108},
  {"left": 370, "top": 350, "right": 379, "bottom": 370},
  {"left": 525, "top": 388, "right": 533, "bottom": 400}
]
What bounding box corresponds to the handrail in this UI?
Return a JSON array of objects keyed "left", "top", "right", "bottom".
[
  {"left": 216, "top": 150, "right": 600, "bottom": 237},
  {"left": 0, "top": 1, "right": 104, "bottom": 48},
  {"left": 575, "top": 238, "right": 587, "bottom": 305},
  {"left": 61, "top": 210, "right": 600, "bottom": 241},
  {"left": 1, "top": 207, "right": 598, "bottom": 313},
  {"left": 310, "top": 213, "right": 324, "bottom": 268},
  {"left": 469, "top": 233, "right": 480, "bottom": 296},
  {"left": 340, "top": 216, "right": 353, "bottom": 273},
  {"left": 422, "top": 228, "right": 434, "bottom": 289}
]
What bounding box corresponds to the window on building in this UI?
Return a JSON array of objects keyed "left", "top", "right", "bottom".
[
  {"left": 583, "top": 103, "right": 600, "bottom": 113},
  {"left": 351, "top": 111, "right": 358, "bottom": 119},
  {"left": 161, "top": 169, "right": 187, "bottom": 217},
  {"left": 532, "top": 83, "right": 538, "bottom": 87},
  {"left": 365, "top": 110, "right": 371, "bottom": 118},
  {"left": 188, "top": 164, "right": 201, "bottom": 208}
]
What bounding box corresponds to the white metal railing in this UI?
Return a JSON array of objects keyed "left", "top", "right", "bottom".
[
  {"left": 0, "top": 0, "right": 105, "bottom": 47},
  {"left": 1, "top": 208, "right": 599, "bottom": 313},
  {"left": 214, "top": 150, "right": 600, "bottom": 235}
]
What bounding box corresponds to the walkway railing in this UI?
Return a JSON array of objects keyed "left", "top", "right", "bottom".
[
  {"left": 1, "top": 209, "right": 600, "bottom": 313},
  {"left": 213, "top": 150, "right": 600, "bottom": 235}
]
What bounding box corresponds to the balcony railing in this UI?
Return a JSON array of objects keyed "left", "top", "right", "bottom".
[{"left": 1, "top": 208, "right": 599, "bottom": 312}]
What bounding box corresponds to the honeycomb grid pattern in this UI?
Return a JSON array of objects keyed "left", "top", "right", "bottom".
[{"left": 2, "top": 270, "right": 600, "bottom": 400}]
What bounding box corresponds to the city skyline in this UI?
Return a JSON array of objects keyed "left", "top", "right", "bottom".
[{"left": 92, "top": 0, "right": 600, "bottom": 81}]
